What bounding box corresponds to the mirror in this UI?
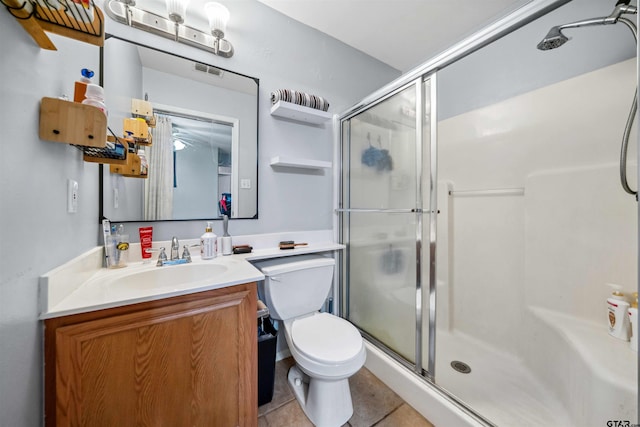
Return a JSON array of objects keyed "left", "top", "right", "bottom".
[{"left": 100, "top": 36, "right": 258, "bottom": 221}]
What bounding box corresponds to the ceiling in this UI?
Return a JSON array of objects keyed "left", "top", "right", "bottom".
[{"left": 257, "top": 0, "right": 531, "bottom": 72}]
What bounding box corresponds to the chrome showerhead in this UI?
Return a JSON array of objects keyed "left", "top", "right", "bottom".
[
  {"left": 537, "top": 1, "right": 638, "bottom": 51},
  {"left": 536, "top": 26, "right": 569, "bottom": 50}
]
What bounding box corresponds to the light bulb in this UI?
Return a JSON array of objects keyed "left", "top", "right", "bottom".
[
  {"left": 166, "top": 0, "right": 189, "bottom": 23},
  {"left": 173, "top": 139, "right": 186, "bottom": 151},
  {"left": 204, "top": 2, "right": 230, "bottom": 38}
]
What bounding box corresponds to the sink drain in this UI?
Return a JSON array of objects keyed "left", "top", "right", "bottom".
[{"left": 450, "top": 360, "right": 471, "bottom": 374}]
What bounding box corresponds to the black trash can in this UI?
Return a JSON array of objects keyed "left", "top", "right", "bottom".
[{"left": 258, "top": 316, "right": 278, "bottom": 406}]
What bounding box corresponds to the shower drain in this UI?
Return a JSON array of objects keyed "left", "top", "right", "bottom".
[{"left": 450, "top": 360, "right": 471, "bottom": 374}]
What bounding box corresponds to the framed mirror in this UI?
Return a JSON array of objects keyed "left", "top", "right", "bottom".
[{"left": 100, "top": 35, "right": 258, "bottom": 222}]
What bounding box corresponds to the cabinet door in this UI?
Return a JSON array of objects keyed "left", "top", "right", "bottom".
[{"left": 47, "top": 285, "right": 257, "bottom": 427}]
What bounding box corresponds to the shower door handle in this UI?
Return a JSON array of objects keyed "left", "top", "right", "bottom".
[
  {"left": 334, "top": 208, "right": 436, "bottom": 214},
  {"left": 334, "top": 208, "right": 421, "bottom": 213}
]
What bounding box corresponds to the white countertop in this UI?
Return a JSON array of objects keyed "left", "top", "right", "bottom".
[{"left": 40, "top": 232, "right": 344, "bottom": 319}]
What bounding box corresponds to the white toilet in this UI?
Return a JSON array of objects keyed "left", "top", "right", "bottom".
[{"left": 254, "top": 255, "right": 366, "bottom": 427}]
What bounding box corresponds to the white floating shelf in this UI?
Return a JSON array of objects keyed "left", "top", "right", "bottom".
[
  {"left": 270, "top": 156, "right": 332, "bottom": 170},
  {"left": 270, "top": 101, "right": 333, "bottom": 125}
]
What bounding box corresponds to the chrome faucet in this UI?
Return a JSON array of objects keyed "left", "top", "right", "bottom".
[
  {"left": 170, "top": 236, "right": 180, "bottom": 260},
  {"left": 155, "top": 247, "right": 167, "bottom": 267}
]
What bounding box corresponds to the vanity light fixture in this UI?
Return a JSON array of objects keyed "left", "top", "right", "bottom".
[{"left": 105, "top": 0, "right": 234, "bottom": 57}]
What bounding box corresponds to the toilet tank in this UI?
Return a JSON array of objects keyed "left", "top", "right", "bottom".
[{"left": 253, "top": 255, "right": 335, "bottom": 321}]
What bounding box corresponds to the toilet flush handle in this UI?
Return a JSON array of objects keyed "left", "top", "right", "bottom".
[{"left": 270, "top": 276, "right": 281, "bottom": 282}]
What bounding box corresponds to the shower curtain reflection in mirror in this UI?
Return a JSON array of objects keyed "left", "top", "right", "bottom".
[{"left": 144, "top": 115, "right": 174, "bottom": 220}]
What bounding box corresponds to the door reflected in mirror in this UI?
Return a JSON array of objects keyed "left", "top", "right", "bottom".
[{"left": 101, "top": 36, "right": 258, "bottom": 221}]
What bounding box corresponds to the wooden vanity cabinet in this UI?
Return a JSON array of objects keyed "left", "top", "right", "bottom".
[{"left": 44, "top": 283, "right": 258, "bottom": 427}]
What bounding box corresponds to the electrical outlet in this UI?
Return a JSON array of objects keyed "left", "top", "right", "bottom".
[
  {"left": 67, "top": 179, "right": 78, "bottom": 213},
  {"left": 240, "top": 179, "right": 251, "bottom": 189}
]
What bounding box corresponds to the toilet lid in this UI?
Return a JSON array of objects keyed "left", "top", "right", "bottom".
[{"left": 291, "top": 313, "right": 363, "bottom": 363}]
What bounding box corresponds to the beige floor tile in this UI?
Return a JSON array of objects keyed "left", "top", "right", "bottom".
[
  {"left": 347, "top": 367, "right": 404, "bottom": 427},
  {"left": 262, "top": 400, "right": 314, "bottom": 427},
  {"left": 374, "top": 403, "right": 435, "bottom": 427},
  {"left": 258, "top": 357, "right": 296, "bottom": 416},
  {"left": 259, "top": 358, "right": 436, "bottom": 427},
  {"left": 258, "top": 415, "right": 269, "bottom": 427}
]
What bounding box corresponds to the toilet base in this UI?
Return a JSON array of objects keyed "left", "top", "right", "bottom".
[{"left": 288, "top": 365, "right": 354, "bottom": 427}]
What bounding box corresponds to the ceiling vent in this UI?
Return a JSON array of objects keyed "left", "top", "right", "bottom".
[{"left": 194, "top": 62, "right": 224, "bottom": 77}]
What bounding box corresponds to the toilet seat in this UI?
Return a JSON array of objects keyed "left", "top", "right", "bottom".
[{"left": 291, "top": 312, "right": 363, "bottom": 364}]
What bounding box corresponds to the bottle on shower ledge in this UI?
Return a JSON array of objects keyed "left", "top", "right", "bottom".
[
  {"left": 606, "top": 283, "right": 630, "bottom": 341},
  {"left": 628, "top": 292, "right": 638, "bottom": 351}
]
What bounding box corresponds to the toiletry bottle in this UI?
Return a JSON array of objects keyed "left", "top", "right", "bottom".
[
  {"left": 221, "top": 214, "right": 232, "bottom": 256},
  {"left": 201, "top": 221, "right": 217, "bottom": 260},
  {"left": 102, "top": 218, "right": 111, "bottom": 267},
  {"left": 137, "top": 149, "right": 148, "bottom": 176},
  {"left": 629, "top": 292, "right": 638, "bottom": 351},
  {"left": 606, "top": 284, "right": 630, "bottom": 341},
  {"left": 74, "top": 68, "right": 94, "bottom": 103},
  {"left": 82, "top": 83, "right": 108, "bottom": 116},
  {"left": 114, "top": 224, "right": 129, "bottom": 267}
]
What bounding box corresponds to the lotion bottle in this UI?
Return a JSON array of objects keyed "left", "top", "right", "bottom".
[
  {"left": 629, "top": 292, "right": 638, "bottom": 351},
  {"left": 606, "top": 283, "right": 630, "bottom": 341},
  {"left": 74, "top": 68, "right": 93, "bottom": 103},
  {"left": 200, "top": 221, "right": 217, "bottom": 260}
]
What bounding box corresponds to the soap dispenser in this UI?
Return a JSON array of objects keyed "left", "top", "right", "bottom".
[
  {"left": 200, "top": 221, "right": 217, "bottom": 260},
  {"left": 606, "top": 283, "right": 630, "bottom": 341},
  {"left": 629, "top": 292, "right": 638, "bottom": 351}
]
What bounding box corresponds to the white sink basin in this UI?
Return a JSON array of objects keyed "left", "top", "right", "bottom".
[{"left": 105, "top": 263, "right": 228, "bottom": 293}]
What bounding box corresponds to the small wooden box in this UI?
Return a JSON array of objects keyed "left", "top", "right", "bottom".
[
  {"left": 39, "top": 97, "right": 106, "bottom": 147},
  {"left": 123, "top": 118, "right": 149, "bottom": 140},
  {"left": 131, "top": 98, "right": 153, "bottom": 117},
  {"left": 110, "top": 153, "right": 142, "bottom": 177}
]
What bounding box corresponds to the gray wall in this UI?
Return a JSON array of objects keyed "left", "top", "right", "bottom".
[
  {"left": 0, "top": 1, "right": 399, "bottom": 424},
  {"left": 3, "top": 0, "right": 635, "bottom": 424},
  {"left": 439, "top": 0, "right": 636, "bottom": 120}
]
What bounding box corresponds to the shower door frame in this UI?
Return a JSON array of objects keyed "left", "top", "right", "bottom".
[
  {"left": 338, "top": 75, "right": 435, "bottom": 377},
  {"left": 337, "top": 0, "right": 575, "bottom": 424}
]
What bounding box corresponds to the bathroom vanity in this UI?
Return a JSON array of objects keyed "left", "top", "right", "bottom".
[
  {"left": 40, "top": 232, "right": 343, "bottom": 427},
  {"left": 44, "top": 282, "right": 257, "bottom": 427}
]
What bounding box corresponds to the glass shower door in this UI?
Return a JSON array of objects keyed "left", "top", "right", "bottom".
[{"left": 341, "top": 76, "right": 434, "bottom": 373}]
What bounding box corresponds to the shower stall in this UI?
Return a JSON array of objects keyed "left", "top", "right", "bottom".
[{"left": 338, "top": 1, "right": 638, "bottom": 426}]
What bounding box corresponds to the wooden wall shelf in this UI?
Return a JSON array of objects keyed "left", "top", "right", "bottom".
[
  {"left": 3, "top": 0, "right": 104, "bottom": 50},
  {"left": 123, "top": 118, "right": 152, "bottom": 145},
  {"left": 110, "top": 153, "right": 147, "bottom": 178},
  {"left": 82, "top": 136, "right": 127, "bottom": 165},
  {"left": 39, "top": 97, "right": 107, "bottom": 148},
  {"left": 131, "top": 98, "right": 153, "bottom": 118}
]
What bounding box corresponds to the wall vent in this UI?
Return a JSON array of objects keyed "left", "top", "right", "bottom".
[{"left": 194, "top": 62, "right": 224, "bottom": 77}]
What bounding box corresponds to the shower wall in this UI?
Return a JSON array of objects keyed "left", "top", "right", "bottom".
[
  {"left": 439, "top": 57, "right": 637, "bottom": 334},
  {"left": 437, "top": 58, "right": 637, "bottom": 423}
]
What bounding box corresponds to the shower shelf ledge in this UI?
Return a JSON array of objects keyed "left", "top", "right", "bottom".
[{"left": 270, "top": 156, "right": 332, "bottom": 170}]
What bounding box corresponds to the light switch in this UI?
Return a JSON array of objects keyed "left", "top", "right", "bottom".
[
  {"left": 240, "top": 179, "right": 251, "bottom": 189},
  {"left": 67, "top": 179, "right": 78, "bottom": 213}
]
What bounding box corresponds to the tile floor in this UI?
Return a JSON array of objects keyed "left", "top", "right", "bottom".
[{"left": 258, "top": 357, "right": 435, "bottom": 427}]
